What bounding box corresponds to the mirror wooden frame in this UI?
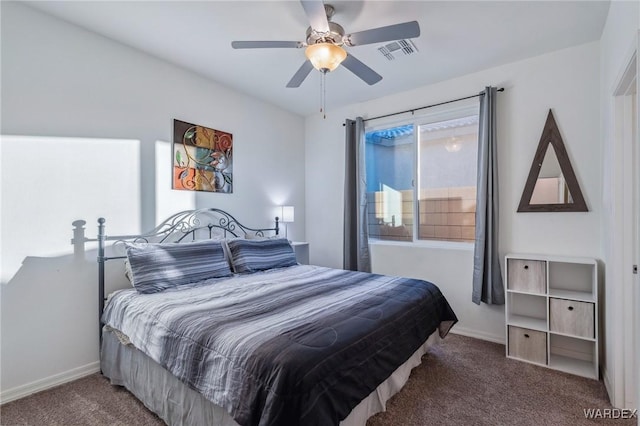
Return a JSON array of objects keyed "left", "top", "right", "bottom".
[{"left": 517, "top": 109, "right": 588, "bottom": 212}]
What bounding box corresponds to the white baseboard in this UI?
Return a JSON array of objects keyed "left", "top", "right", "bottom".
[
  {"left": 449, "top": 326, "right": 505, "bottom": 345},
  {"left": 0, "top": 361, "right": 100, "bottom": 404}
]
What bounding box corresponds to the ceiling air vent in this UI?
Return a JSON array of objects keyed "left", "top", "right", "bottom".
[{"left": 377, "top": 39, "right": 418, "bottom": 61}]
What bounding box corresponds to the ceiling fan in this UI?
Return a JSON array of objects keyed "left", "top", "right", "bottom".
[{"left": 231, "top": 0, "right": 420, "bottom": 88}]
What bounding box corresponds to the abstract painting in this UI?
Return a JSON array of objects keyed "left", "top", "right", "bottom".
[{"left": 173, "top": 119, "right": 233, "bottom": 193}]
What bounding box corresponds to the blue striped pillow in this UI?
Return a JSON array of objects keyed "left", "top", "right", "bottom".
[
  {"left": 226, "top": 238, "right": 297, "bottom": 273},
  {"left": 126, "top": 240, "right": 232, "bottom": 294}
]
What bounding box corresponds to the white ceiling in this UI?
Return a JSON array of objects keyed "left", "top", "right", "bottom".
[{"left": 26, "top": 1, "right": 610, "bottom": 117}]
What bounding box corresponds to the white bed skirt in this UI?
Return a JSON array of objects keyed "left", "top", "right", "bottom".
[{"left": 101, "top": 328, "right": 440, "bottom": 426}]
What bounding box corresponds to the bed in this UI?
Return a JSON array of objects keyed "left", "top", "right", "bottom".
[{"left": 93, "top": 208, "right": 457, "bottom": 426}]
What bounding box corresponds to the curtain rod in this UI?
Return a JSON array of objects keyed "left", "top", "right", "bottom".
[{"left": 344, "top": 87, "right": 504, "bottom": 126}]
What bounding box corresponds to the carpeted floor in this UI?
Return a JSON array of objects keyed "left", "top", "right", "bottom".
[{"left": 0, "top": 334, "right": 634, "bottom": 425}]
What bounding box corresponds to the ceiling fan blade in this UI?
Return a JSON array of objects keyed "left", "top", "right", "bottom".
[
  {"left": 345, "top": 21, "right": 420, "bottom": 46},
  {"left": 231, "top": 41, "right": 303, "bottom": 49},
  {"left": 341, "top": 54, "right": 382, "bottom": 85},
  {"left": 300, "top": 0, "right": 330, "bottom": 33},
  {"left": 286, "top": 61, "right": 314, "bottom": 88}
]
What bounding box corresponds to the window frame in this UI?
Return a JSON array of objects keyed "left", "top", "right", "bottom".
[{"left": 364, "top": 100, "right": 480, "bottom": 250}]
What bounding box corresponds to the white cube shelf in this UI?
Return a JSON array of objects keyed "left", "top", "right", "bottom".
[{"left": 505, "top": 254, "right": 598, "bottom": 379}]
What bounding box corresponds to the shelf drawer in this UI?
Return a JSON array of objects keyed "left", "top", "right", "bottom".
[
  {"left": 508, "top": 326, "right": 547, "bottom": 365},
  {"left": 549, "top": 298, "right": 594, "bottom": 338},
  {"left": 507, "top": 259, "right": 546, "bottom": 294}
]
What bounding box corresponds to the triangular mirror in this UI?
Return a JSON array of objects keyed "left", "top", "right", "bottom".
[{"left": 518, "top": 110, "right": 588, "bottom": 212}]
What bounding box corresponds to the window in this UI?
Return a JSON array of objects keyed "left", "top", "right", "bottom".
[{"left": 365, "top": 105, "right": 479, "bottom": 243}]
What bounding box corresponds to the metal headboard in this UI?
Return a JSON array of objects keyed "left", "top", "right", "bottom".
[{"left": 89, "top": 208, "right": 279, "bottom": 343}]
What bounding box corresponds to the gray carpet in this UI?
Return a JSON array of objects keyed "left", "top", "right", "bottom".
[{"left": 0, "top": 334, "right": 633, "bottom": 425}]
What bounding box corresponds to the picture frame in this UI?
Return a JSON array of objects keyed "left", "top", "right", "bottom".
[{"left": 172, "top": 119, "right": 233, "bottom": 193}]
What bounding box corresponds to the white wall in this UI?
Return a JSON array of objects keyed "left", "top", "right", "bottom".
[
  {"left": 306, "top": 42, "right": 601, "bottom": 343},
  {"left": 598, "top": 0, "right": 639, "bottom": 408},
  {"left": 0, "top": 2, "right": 305, "bottom": 400}
]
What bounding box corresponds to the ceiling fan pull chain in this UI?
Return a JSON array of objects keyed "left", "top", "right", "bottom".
[
  {"left": 321, "top": 70, "right": 327, "bottom": 119},
  {"left": 319, "top": 70, "right": 323, "bottom": 115},
  {"left": 323, "top": 71, "right": 327, "bottom": 119}
]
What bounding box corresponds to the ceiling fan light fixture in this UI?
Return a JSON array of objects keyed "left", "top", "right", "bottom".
[{"left": 305, "top": 43, "right": 347, "bottom": 72}]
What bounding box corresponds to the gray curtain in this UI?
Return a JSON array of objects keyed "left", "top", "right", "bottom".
[
  {"left": 472, "top": 87, "right": 504, "bottom": 305},
  {"left": 343, "top": 117, "right": 371, "bottom": 272}
]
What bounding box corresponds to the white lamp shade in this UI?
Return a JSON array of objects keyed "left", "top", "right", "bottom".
[{"left": 281, "top": 206, "right": 295, "bottom": 223}]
